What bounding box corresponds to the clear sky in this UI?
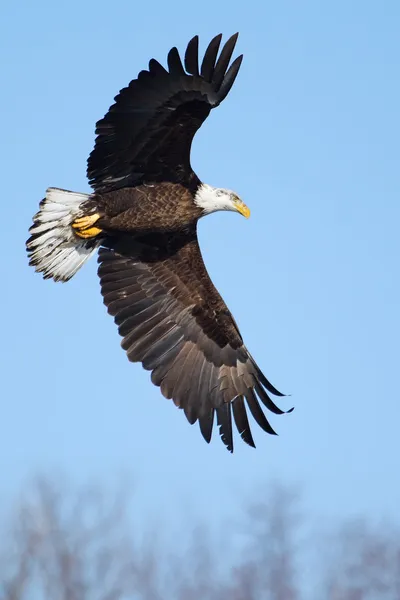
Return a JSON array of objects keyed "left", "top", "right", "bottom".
[{"left": 1, "top": 0, "right": 400, "bottom": 534}]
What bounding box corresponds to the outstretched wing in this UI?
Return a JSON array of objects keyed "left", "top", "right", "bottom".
[
  {"left": 97, "top": 232, "right": 292, "bottom": 452},
  {"left": 87, "top": 34, "right": 243, "bottom": 192}
]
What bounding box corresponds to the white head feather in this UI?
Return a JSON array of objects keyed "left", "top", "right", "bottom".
[{"left": 194, "top": 183, "right": 250, "bottom": 218}]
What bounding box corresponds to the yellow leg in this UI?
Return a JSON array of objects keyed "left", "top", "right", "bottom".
[{"left": 72, "top": 213, "right": 103, "bottom": 239}]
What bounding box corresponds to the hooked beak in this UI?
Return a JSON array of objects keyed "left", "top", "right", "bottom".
[{"left": 233, "top": 197, "right": 251, "bottom": 219}]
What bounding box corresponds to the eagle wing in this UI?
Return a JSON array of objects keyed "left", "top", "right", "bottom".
[
  {"left": 87, "top": 34, "right": 243, "bottom": 192},
  {"left": 98, "top": 232, "right": 291, "bottom": 452}
]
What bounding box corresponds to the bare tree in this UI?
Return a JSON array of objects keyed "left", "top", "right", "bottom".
[
  {"left": 0, "top": 476, "right": 160, "bottom": 600},
  {"left": 323, "top": 518, "right": 400, "bottom": 600},
  {"left": 229, "top": 483, "right": 301, "bottom": 600},
  {"left": 1, "top": 476, "right": 399, "bottom": 600},
  {"left": 0, "top": 478, "right": 303, "bottom": 600}
]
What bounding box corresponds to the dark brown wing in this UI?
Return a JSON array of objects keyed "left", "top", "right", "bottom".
[
  {"left": 87, "top": 34, "right": 243, "bottom": 193},
  {"left": 97, "top": 231, "right": 292, "bottom": 452}
]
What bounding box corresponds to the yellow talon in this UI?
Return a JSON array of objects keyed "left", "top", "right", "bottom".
[
  {"left": 74, "top": 226, "right": 103, "bottom": 239},
  {"left": 72, "top": 214, "right": 101, "bottom": 230},
  {"left": 72, "top": 213, "right": 103, "bottom": 239}
]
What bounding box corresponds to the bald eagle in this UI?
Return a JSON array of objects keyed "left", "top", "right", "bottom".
[{"left": 27, "top": 33, "right": 292, "bottom": 452}]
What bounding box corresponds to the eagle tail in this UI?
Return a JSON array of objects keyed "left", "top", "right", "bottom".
[{"left": 26, "top": 188, "right": 101, "bottom": 282}]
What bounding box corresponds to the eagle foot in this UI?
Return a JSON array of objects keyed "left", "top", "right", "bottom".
[{"left": 72, "top": 214, "right": 103, "bottom": 239}]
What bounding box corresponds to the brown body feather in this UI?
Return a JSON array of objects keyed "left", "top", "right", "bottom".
[{"left": 88, "top": 183, "right": 202, "bottom": 234}]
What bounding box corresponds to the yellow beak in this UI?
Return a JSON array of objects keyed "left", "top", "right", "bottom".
[{"left": 234, "top": 199, "right": 251, "bottom": 219}]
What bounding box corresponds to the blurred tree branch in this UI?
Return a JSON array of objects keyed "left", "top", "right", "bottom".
[
  {"left": 324, "top": 518, "right": 400, "bottom": 600},
  {"left": 0, "top": 476, "right": 141, "bottom": 600},
  {"left": 0, "top": 476, "right": 399, "bottom": 599}
]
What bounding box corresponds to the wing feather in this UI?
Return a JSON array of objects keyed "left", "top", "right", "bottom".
[
  {"left": 216, "top": 403, "right": 233, "bottom": 453},
  {"left": 232, "top": 396, "right": 255, "bottom": 448},
  {"left": 184, "top": 36, "right": 200, "bottom": 76},
  {"left": 198, "top": 408, "right": 214, "bottom": 445},
  {"left": 245, "top": 388, "right": 278, "bottom": 436},
  {"left": 218, "top": 55, "right": 243, "bottom": 102},
  {"left": 213, "top": 33, "right": 239, "bottom": 89},
  {"left": 97, "top": 234, "right": 291, "bottom": 452},
  {"left": 148, "top": 341, "right": 184, "bottom": 378},
  {"left": 182, "top": 349, "right": 205, "bottom": 423},
  {"left": 148, "top": 58, "right": 169, "bottom": 77},
  {"left": 167, "top": 47, "right": 186, "bottom": 76},
  {"left": 200, "top": 34, "right": 222, "bottom": 81},
  {"left": 87, "top": 34, "right": 242, "bottom": 192}
]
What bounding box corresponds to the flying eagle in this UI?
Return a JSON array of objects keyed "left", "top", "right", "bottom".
[{"left": 27, "top": 33, "right": 292, "bottom": 452}]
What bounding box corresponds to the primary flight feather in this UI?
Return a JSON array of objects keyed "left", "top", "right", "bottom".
[{"left": 27, "top": 33, "right": 292, "bottom": 452}]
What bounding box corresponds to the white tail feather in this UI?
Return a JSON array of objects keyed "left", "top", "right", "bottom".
[{"left": 27, "top": 188, "right": 100, "bottom": 282}]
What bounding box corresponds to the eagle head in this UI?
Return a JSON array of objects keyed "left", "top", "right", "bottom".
[{"left": 194, "top": 183, "right": 250, "bottom": 218}]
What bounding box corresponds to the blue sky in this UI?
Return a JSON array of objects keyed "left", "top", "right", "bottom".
[{"left": 2, "top": 0, "right": 400, "bottom": 534}]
